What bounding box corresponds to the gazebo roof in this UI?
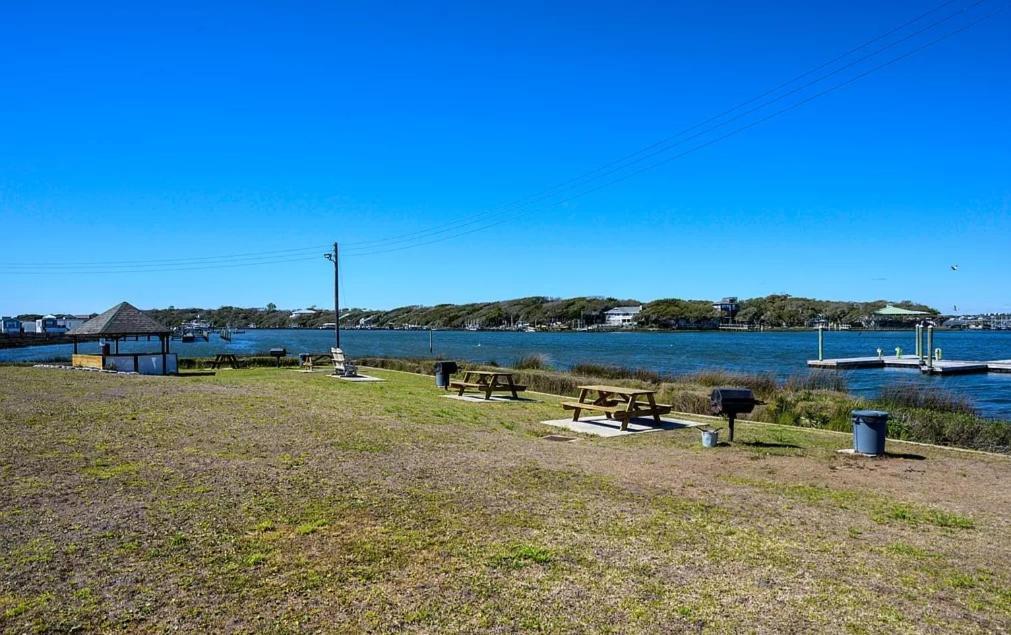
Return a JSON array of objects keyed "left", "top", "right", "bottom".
[
  {"left": 67, "top": 302, "right": 171, "bottom": 337},
  {"left": 874, "top": 304, "right": 929, "bottom": 316}
]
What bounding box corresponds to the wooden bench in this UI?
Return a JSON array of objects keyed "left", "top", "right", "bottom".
[{"left": 331, "top": 347, "right": 358, "bottom": 377}]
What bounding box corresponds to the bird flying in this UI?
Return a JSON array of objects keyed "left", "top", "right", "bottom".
[{"left": 950, "top": 264, "right": 959, "bottom": 271}]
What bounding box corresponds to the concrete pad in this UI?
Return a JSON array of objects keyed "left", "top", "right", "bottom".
[
  {"left": 441, "top": 394, "right": 538, "bottom": 403},
  {"left": 328, "top": 374, "right": 385, "bottom": 382},
  {"left": 540, "top": 416, "right": 702, "bottom": 438}
]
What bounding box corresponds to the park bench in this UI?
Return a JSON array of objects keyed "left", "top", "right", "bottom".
[{"left": 331, "top": 347, "right": 358, "bottom": 377}]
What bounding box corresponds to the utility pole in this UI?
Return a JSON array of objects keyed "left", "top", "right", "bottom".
[{"left": 323, "top": 242, "right": 340, "bottom": 349}]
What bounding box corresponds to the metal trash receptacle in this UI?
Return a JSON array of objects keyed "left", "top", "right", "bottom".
[
  {"left": 434, "top": 361, "right": 458, "bottom": 389},
  {"left": 852, "top": 409, "right": 889, "bottom": 456}
]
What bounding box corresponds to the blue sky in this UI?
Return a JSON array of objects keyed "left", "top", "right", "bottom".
[{"left": 1, "top": 1, "right": 1008, "bottom": 315}]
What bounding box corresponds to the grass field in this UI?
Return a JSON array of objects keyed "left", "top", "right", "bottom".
[{"left": 1, "top": 366, "right": 1010, "bottom": 633}]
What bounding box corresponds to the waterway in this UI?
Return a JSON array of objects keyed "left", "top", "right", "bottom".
[{"left": 4, "top": 329, "right": 1010, "bottom": 419}]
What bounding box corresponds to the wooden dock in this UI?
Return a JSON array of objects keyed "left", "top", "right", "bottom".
[{"left": 808, "top": 356, "right": 1011, "bottom": 376}]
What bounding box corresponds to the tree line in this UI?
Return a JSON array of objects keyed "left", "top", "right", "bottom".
[{"left": 140, "top": 295, "right": 937, "bottom": 330}]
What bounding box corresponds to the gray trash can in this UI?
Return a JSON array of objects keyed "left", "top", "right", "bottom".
[
  {"left": 851, "top": 409, "right": 889, "bottom": 456},
  {"left": 434, "top": 361, "right": 458, "bottom": 389}
]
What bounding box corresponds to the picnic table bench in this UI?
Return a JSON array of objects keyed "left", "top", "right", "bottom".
[
  {"left": 562, "top": 384, "right": 671, "bottom": 431},
  {"left": 450, "top": 370, "right": 527, "bottom": 400},
  {"left": 209, "top": 353, "right": 242, "bottom": 369},
  {"left": 298, "top": 352, "right": 332, "bottom": 371}
]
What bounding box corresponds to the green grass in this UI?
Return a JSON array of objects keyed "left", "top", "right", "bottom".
[{"left": 1, "top": 365, "right": 1009, "bottom": 632}]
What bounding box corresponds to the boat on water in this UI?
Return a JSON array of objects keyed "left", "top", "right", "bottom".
[{"left": 177, "top": 319, "right": 211, "bottom": 342}]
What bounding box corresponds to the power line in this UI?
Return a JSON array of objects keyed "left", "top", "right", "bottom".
[
  {"left": 4, "top": 0, "right": 1002, "bottom": 274},
  {"left": 335, "top": 0, "right": 968, "bottom": 252},
  {"left": 5, "top": 0, "right": 975, "bottom": 270},
  {"left": 338, "top": 1, "right": 1006, "bottom": 259}
]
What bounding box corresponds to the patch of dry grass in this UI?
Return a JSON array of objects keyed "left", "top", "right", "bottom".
[{"left": 0, "top": 366, "right": 1009, "bottom": 632}]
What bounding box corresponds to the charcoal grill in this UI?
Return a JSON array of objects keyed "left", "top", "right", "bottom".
[
  {"left": 268, "top": 347, "right": 287, "bottom": 368},
  {"left": 710, "top": 388, "right": 764, "bottom": 442}
]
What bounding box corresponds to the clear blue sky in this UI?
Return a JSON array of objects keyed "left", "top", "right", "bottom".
[{"left": 2, "top": 1, "right": 1008, "bottom": 315}]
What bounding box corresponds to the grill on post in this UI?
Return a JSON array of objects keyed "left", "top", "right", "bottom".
[
  {"left": 268, "top": 347, "right": 287, "bottom": 368},
  {"left": 710, "top": 388, "right": 764, "bottom": 442}
]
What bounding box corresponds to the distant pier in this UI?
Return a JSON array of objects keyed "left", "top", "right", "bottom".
[{"left": 808, "top": 355, "right": 1011, "bottom": 375}]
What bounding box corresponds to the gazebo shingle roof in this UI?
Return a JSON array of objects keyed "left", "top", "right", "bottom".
[{"left": 67, "top": 302, "right": 171, "bottom": 337}]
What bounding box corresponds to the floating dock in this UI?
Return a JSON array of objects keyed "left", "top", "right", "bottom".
[{"left": 808, "top": 356, "right": 1011, "bottom": 375}]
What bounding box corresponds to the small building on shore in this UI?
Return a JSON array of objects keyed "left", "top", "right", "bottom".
[
  {"left": 604, "top": 306, "right": 642, "bottom": 327},
  {"left": 865, "top": 304, "right": 931, "bottom": 329},
  {"left": 67, "top": 302, "right": 176, "bottom": 375},
  {"left": 1, "top": 317, "right": 22, "bottom": 335},
  {"left": 36, "top": 315, "right": 67, "bottom": 334}
]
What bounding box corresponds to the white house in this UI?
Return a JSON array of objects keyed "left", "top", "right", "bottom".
[
  {"left": 289, "top": 308, "right": 317, "bottom": 319},
  {"left": 604, "top": 306, "right": 642, "bottom": 327},
  {"left": 1, "top": 317, "right": 21, "bottom": 335},
  {"left": 59, "top": 315, "right": 92, "bottom": 331},
  {"left": 36, "top": 315, "right": 67, "bottom": 334}
]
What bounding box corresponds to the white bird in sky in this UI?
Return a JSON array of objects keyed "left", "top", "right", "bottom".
[{"left": 950, "top": 264, "right": 959, "bottom": 271}]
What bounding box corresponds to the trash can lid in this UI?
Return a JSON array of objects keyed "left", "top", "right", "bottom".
[{"left": 852, "top": 409, "right": 889, "bottom": 418}]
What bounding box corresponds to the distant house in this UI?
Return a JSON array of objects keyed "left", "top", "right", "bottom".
[
  {"left": 59, "top": 314, "right": 92, "bottom": 331},
  {"left": 712, "top": 297, "right": 740, "bottom": 319},
  {"left": 36, "top": 315, "right": 66, "bottom": 334},
  {"left": 289, "top": 308, "right": 317, "bottom": 319},
  {"left": 1, "top": 317, "right": 21, "bottom": 335},
  {"left": 604, "top": 306, "right": 642, "bottom": 327}
]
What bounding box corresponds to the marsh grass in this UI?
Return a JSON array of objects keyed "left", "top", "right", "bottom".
[
  {"left": 513, "top": 353, "right": 550, "bottom": 370},
  {"left": 879, "top": 383, "right": 976, "bottom": 415}
]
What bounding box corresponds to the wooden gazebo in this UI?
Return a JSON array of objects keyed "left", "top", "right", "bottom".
[{"left": 67, "top": 302, "right": 176, "bottom": 375}]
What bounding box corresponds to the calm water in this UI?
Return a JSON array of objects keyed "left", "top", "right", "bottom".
[{"left": 5, "top": 329, "right": 1011, "bottom": 419}]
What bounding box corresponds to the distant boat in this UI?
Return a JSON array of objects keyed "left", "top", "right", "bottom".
[{"left": 181, "top": 332, "right": 195, "bottom": 343}]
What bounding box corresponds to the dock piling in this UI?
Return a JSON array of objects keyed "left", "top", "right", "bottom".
[
  {"left": 927, "top": 326, "right": 934, "bottom": 370},
  {"left": 817, "top": 326, "right": 824, "bottom": 361}
]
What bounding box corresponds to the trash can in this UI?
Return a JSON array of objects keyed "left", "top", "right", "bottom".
[
  {"left": 851, "top": 409, "right": 889, "bottom": 456},
  {"left": 434, "top": 361, "right": 458, "bottom": 389}
]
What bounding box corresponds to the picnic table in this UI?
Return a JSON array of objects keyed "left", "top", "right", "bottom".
[
  {"left": 449, "top": 370, "right": 527, "bottom": 400},
  {"left": 298, "top": 352, "right": 332, "bottom": 371},
  {"left": 562, "top": 385, "right": 672, "bottom": 431},
  {"left": 209, "top": 353, "right": 242, "bottom": 369}
]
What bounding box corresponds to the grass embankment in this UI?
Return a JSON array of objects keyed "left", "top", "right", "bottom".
[
  {"left": 2, "top": 366, "right": 1009, "bottom": 632},
  {"left": 357, "top": 356, "right": 1011, "bottom": 455}
]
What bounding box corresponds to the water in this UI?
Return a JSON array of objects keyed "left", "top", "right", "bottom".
[{"left": 5, "top": 328, "right": 1011, "bottom": 419}]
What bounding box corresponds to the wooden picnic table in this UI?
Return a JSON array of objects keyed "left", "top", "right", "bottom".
[
  {"left": 449, "top": 370, "right": 527, "bottom": 400},
  {"left": 209, "top": 353, "right": 242, "bottom": 369},
  {"left": 298, "top": 352, "right": 332, "bottom": 372},
  {"left": 562, "top": 384, "right": 672, "bottom": 431}
]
